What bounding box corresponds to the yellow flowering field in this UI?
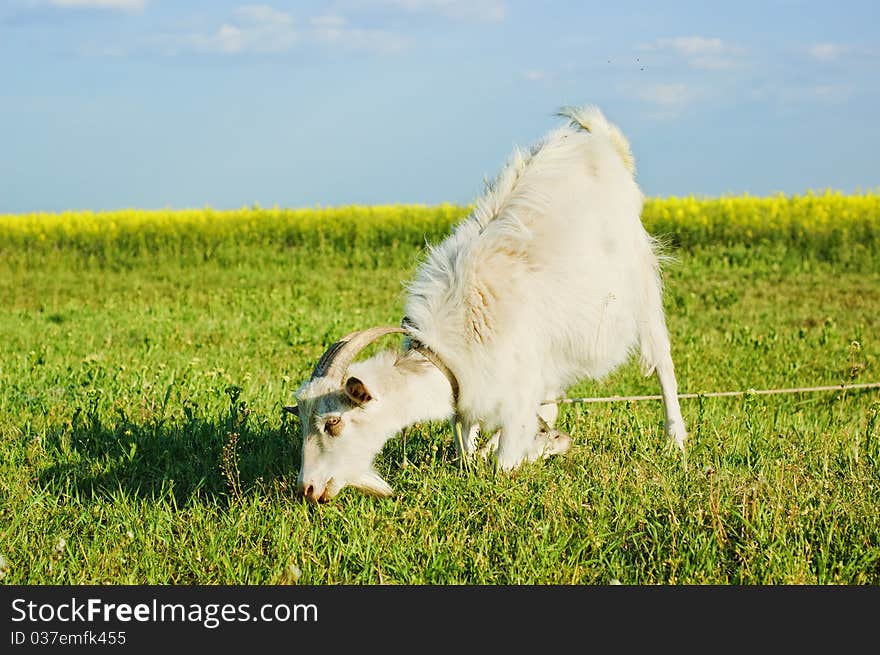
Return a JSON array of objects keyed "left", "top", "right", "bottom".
[
  {"left": 1, "top": 191, "right": 877, "bottom": 262},
  {"left": 646, "top": 191, "right": 880, "bottom": 256}
]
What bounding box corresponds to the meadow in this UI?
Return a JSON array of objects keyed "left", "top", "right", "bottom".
[{"left": 1, "top": 192, "right": 879, "bottom": 584}]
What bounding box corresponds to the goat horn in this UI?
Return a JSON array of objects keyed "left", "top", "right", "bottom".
[{"left": 312, "top": 325, "right": 408, "bottom": 385}]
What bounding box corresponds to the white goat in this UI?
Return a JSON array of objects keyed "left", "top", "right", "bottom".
[{"left": 290, "top": 105, "right": 687, "bottom": 502}]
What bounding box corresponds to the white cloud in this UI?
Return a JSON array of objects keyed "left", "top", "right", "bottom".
[
  {"left": 809, "top": 42, "right": 845, "bottom": 62},
  {"left": 522, "top": 70, "right": 549, "bottom": 82},
  {"left": 311, "top": 13, "right": 347, "bottom": 29},
  {"left": 180, "top": 5, "right": 297, "bottom": 55},
  {"left": 521, "top": 69, "right": 560, "bottom": 85},
  {"left": 310, "top": 13, "right": 410, "bottom": 54},
  {"left": 50, "top": 0, "right": 146, "bottom": 10},
  {"left": 643, "top": 36, "right": 746, "bottom": 70},
  {"left": 358, "top": 0, "right": 507, "bottom": 22},
  {"left": 633, "top": 82, "right": 698, "bottom": 119},
  {"left": 762, "top": 84, "right": 853, "bottom": 106},
  {"left": 807, "top": 85, "right": 850, "bottom": 102},
  {"left": 657, "top": 36, "right": 725, "bottom": 56},
  {"left": 143, "top": 6, "right": 410, "bottom": 57},
  {"left": 638, "top": 83, "right": 692, "bottom": 107}
]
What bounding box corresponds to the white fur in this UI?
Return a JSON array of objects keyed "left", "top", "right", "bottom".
[{"left": 295, "top": 105, "right": 687, "bottom": 501}]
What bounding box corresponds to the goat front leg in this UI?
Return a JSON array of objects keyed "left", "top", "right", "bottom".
[{"left": 493, "top": 409, "right": 541, "bottom": 471}]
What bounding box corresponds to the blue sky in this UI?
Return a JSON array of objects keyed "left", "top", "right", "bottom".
[{"left": 1, "top": 0, "right": 878, "bottom": 213}]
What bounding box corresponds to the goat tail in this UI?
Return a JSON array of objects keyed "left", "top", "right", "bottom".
[{"left": 557, "top": 105, "right": 636, "bottom": 176}]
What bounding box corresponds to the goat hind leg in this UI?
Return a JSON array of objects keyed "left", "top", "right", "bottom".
[
  {"left": 655, "top": 353, "right": 687, "bottom": 450},
  {"left": 639, "top": 272, "right": 688, "bottom": 451}
]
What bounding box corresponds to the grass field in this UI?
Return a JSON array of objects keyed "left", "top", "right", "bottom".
[{"left": 1, "top": 198, "right": 879, "bottom": 584}]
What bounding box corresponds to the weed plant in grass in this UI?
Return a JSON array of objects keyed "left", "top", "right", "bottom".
[{"left": 0, "top": 202, "right": 879, "bottom": 584}]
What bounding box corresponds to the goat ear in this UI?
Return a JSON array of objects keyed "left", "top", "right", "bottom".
[
  {"left": 283, "top": 405, "right": 300, "bottom": 417},
  {"left": 344, "top": 376, "right": 374, "bottom": 405}
]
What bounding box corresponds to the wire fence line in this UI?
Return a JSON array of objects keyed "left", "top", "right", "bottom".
[{"left": 544, "top": 381, "right": 880, "bottom": 406}]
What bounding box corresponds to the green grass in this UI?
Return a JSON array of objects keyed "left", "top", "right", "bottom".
[{"left": 1, "top": 228, "right": 879, "bottom": 584}]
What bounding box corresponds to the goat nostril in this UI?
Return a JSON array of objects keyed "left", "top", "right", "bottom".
[{"left": 304, "top": 484, "right": 314, "bottom": 498}]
